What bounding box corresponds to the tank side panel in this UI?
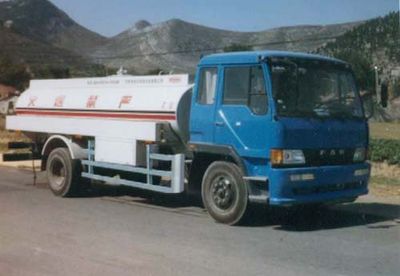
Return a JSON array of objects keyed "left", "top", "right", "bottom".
[
  {"left": 9, "top": 75, "right": 193, "bottom": 155},
  {"left": 6, "top": 116, "right": 157, "bottom": 141}
]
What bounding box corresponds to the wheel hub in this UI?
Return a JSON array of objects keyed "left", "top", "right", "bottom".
[
  {"left": 212, "top": 177, "right": 234, "bottom": 210},
  {"left": 50, "top": 158, "right": 66, "bottom": 189}
]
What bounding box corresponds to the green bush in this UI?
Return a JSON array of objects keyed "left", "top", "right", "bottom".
[
  {"left": 370, "top": 139, "right": 400, "bottom": 165},
  {"left": 223, "top": 44, "right": 253, "bottom": 52}
]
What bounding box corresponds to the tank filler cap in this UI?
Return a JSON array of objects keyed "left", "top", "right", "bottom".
[{"left": 116, "top": 67, "right": 128, "bottom": 76}]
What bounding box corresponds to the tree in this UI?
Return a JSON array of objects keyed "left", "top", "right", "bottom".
[
  {"left": 223, "top": 44, "right": 252, "bottom": 52},
  {"left": 34, "top": 65, "right": 70, "bottom": 79},
  {"left": 335, "top": 51, "right": 375, "bottom": 91},
  {"left": 144, "top": 68, "right": 164, "bottom": 75},
  {"left": 0, "top": 57, "right": 31, "bottom": 90}
]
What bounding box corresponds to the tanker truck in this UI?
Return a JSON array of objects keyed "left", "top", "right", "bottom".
[{"left": 6, "top": 51, "right": 371, "bottom": 225}]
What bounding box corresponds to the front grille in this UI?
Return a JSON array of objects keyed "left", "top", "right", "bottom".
[
  {"left": 303, "top": 149, "right": 355, "bottom": 166},
  {"left": 293, "top": 181, "right": 364, "bottom": 196}
]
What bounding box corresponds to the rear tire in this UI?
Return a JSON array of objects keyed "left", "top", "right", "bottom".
[
  {"left": 46, "top": 148, "right": 83, "bottom": 197},
  {"left": 202, "top": 161, "right": 248, "bottom": 225}
]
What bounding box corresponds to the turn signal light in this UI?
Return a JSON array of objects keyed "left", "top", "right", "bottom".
[
  {"left": 271, "top": 149, "right": 306, "bottom": 166},
  {"left": 271, "top": 149, "right": 284, "bottom": 165}
]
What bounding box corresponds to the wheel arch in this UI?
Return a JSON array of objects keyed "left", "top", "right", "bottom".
[
  {"left": 187, "top": 143, "right": 247, "bottom": 192},
  {"left": 41, "top": 135, "right": 87, "bottom": 171}
]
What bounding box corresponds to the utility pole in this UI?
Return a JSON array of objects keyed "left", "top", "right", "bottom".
[{"left": 374, "top": 66, "right": 380, "bottom": 104}]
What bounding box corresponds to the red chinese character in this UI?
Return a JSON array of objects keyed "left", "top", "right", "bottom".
[
  {"left": 169, "top": 76, "right": 181, "bottom": 83},
  {"left": 86, "top": 95, "right": 98, "bottom": 108},
  {"left": 119, "top": 96, "right": 132, "bottom": 108},
  {"left": 28, "top": 96, "right": 38, "bottom": 107},
  {"left": 54, "top": 96, "right": 65, "bottom": 107}
]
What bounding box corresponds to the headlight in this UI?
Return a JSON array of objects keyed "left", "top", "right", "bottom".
[
  {"left": 354, "top": 169, "right": 369, "bottom": 176},
  {"left": 271, "top": 149, "right": 305, "bottom": 166},
  {"left": 353, "top": 148, "right": 367, "bottom": 162}
]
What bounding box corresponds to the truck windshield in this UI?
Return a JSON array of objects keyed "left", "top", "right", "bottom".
[{"left": 270, "top": 57, "right": 364, "bottom": 119}]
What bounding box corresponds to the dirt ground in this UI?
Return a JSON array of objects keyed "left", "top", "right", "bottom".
[
  {"left": 371, "top": 161, "right": 400, "bottom": 178},
  {"left": 369, "top": 178, "right": 400, "bottom": 197},
  {"left": 369, "top": 162, "right": 400, "bottom": 197},
  {"left": 369, "top": 122, "right": 400, "bottom": 140}
]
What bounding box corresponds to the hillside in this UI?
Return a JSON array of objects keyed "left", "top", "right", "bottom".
[
  {"left": 317, "top": 12, "right": 400, "bottom": 120},
  {"left": 0, "top": 22, "right": 108, "bottom": 80},
  {"left": 318, "top": 12, "right": 399, "bottom": 74},
  {"left": 0, "top": 0, "right": 365, "bottom": 74},
  {"left": 0, "top": 0, "right": 107, "bottom": 81},
  {"left": 0, "top": 24, "right": 88, "bottom": 66},
  {"left": 92, "top": 19, "right": 361, "bottom": 73},
  {"left": 0, "top": 0, "right": 107, "bottom": 54}
]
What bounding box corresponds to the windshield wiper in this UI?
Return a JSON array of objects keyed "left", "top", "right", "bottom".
[
  {"left": 330, "top": 112, "right": 363, "bottom": 120},
  {"left": 279, "top": 109, "right": 323, "bottom": 119},
  {"left": 313, "top": 100, "right": 363, "bottom": 120},
  {"left": 328, "top": 107, "right": 363, "bottom": 120}
]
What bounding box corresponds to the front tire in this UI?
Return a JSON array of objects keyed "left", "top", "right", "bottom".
[
  {"left": 202, "top": 161, "right": 249, "bottom": 225},
  {"left": 46, "top": 148, "right": 82, "bottom": 197}
]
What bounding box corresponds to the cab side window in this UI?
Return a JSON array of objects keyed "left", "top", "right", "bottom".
[
  {"left": 197, "top": 67, "right": 218, "bottom": 105},
  {"left": 223, "top": 66, "right": 268, "bottom": 115}
]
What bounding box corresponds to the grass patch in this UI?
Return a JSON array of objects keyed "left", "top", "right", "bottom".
[
  {"left": 369, "top": 122, "right": 400, "bottom": 140},
  {"left": 370, "top": 139, "right": 400, "bottom": 165}
]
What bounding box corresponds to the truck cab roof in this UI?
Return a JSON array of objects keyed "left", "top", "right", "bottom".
[{"left": 199, "top": 50, "right": 346, "bottom": 66}]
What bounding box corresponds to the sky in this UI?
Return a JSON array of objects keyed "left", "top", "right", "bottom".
[{"left": 49, "top": 0, "right": 399, "bottom": 37}]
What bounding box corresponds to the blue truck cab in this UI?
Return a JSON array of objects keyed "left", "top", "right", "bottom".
[{"left": 189, "top": 51, "right": 370, "bottom": 224}]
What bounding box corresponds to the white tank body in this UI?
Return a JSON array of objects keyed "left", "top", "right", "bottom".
[{"left": 14, "top": 74, "right": 193, "bottom": 141}]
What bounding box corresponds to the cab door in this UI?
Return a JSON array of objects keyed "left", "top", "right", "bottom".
[
  {"left": 214, "top": 64, "right": 270, "bottom": 157},
  {"left": 190, "top": 67, "right": 219, "bottom": 144}
]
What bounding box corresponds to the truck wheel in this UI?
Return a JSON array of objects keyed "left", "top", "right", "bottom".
[
  {"left": 202, "top": 161, "right": 248, "bottom": 225},
  {"left": 46, "top": 148, "right": 82, "bottom": 197}
]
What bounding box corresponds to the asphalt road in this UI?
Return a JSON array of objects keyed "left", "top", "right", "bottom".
[{"left": 0, "top": 167, "right": 399, "bottom": 276}]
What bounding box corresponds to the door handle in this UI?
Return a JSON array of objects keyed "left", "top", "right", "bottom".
[{"left": 215, "top": 122, "right": 224, "bottom": 127}]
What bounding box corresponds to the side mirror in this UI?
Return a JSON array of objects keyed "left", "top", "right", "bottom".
[{"left": 380, "top": 82, "right": 389, "bottom": 108}]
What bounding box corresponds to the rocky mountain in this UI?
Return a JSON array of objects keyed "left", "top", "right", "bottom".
[
  {"left": 92, "top": 18, "right": 362, "bottom": 73},
  {"left": 0, "top": 0, "right": 106, "bottom": 54},
  {"left": 0, "top": 0, "right": 364, "bottom": 74},
  {"left": 0, "top": 0, "right": 107, "bottom": 79},
  {"left": 1, "top": 0, "right": 394, "bottom": 80}
]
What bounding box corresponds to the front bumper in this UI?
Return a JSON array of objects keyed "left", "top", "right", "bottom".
[{"left": 268, "top": 162, "right": 370, "bottom": 206}]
